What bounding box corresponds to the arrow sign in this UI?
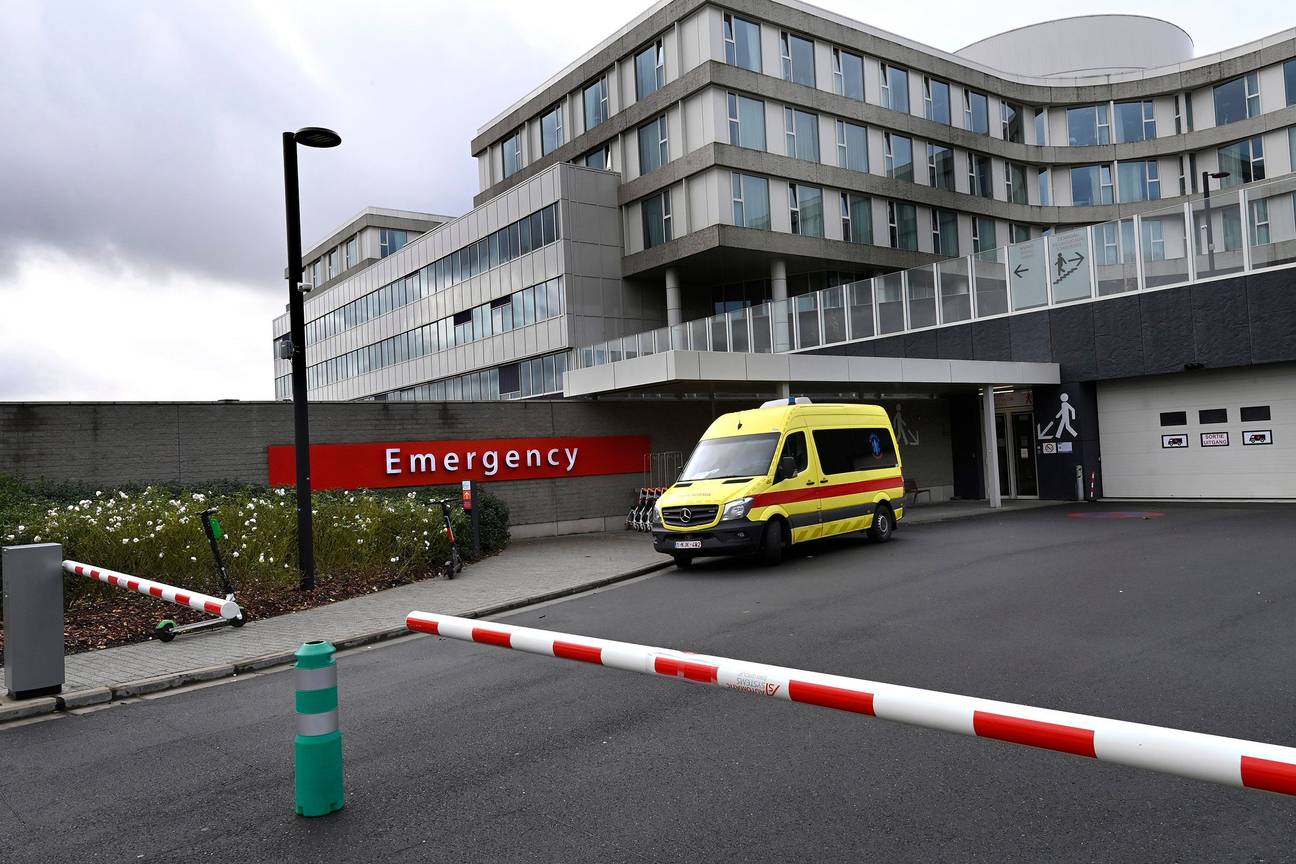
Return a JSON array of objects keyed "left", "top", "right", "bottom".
[
  {"left": 1013, "top": 264, "right": 1029, "bottom": 278},
  {"left": 1069, "top": 253, "right": 1085, "bottom": 266}
]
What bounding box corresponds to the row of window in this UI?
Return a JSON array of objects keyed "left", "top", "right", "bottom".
[
  {"left": 377, "top": 351, "right": 571, "bottom": 403},
  {"left": 1160, "top": 406, "right": 1271, "bottom": 426},
  {"left": 307, "top": 234, "right": 360, "bottom": 289},
  {"left": 307, "top": 278, "right": 563, "bottom": 390},
  {"left": 304, "top": 204, "right": 561, "bottom": 346}
]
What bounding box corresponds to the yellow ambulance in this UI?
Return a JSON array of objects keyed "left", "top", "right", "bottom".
[{"left": 651, "top": 398, "right": 904, "bottom": 567}]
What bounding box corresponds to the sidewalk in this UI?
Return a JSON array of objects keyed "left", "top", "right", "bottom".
[{"left": 0, "top": 532, "right": 666, "bottom": 722}]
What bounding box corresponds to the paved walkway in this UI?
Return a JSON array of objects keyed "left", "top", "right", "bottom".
[
  {"left": 1, "top": 532, "right": 664, "bottom": 720},
  {"left": 0, "top": 501, "right": 1064, "bottom": 721}
]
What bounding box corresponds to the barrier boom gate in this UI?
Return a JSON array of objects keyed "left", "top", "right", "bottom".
[
  {"left": 66, "top": 561, "right": 242, "bottom": 620},
  {"left": 406, "top": 610, "right": 1296, "bottom": 799}
]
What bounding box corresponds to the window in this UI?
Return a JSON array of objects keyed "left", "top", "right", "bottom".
[
  {"left": 784, "top": 107, "right": 819, "bottom": 161},
  {"left": 634, "top": 39, "right": 665, "bottom": 101},
  {"left": 637, "top": 115, "right": 668, "bottom": 174},
  {"left": 812, "top": 427, "right": 898, "bottom": 474},
  {"left": 327, "top": 248, "right": 338, "bottom": 279},
  {"left": 1213, "top": 72, "right": 1259, "bottom": 126},
  {"left": 1199, "top": 408, "right": 1228, "bottom": 425},
  {"left": 502, "top": 130, "right": 523, "bottom": 179},
  {"left": 1287, "top": 60, "right": 1296, "bottom": 106},
  {"left": 723, "top": 13, "right": 761, "bottom": 72},
  {"left": 1159, "top": 411, "right": 1187, "bottom": 427},
  {"left": 1071, "top": 164, "right": 1113, "bottom": 205},
  {"left": 972, "top": 216, "right": 996, "bottom": 253},
  {"left": 1218, "top": 137, "right": 1264, "bottom": 187},
  {"left": 964, "top": 90, "right": 989, "bottom": 134},
  {"left": 836, "top": 120, "right": 867, "bottom": 172},
  {"left": 1117, "top": 160, "right": 1160, "bottom": 202},
  {"left": 928, "top": 144, "right": 954, "bottom": 189},
  {"left": 840, "top": 192, "right": 871, "bottom": 244},
  {"left": 583, "top": 77, "right": 609, "bottom": 130},
  {"left": 932, "top": 208, "right": 958, "bottom": 256},
  {"left": 642, "top": 190, "right": 672, "bottom": 249},
  {"left": 379, "top": 229, "right": 408, "bottom": 258},
  {"left": 888, "top": 201, "right": 917, "bottom": 250},
  {"left": 1006, "top": 162, "right": 1027, "bottom": 204},
  {"left": 880, "top": 63, "right": 909, "bottom": 113},
  {"left": 924, "top": 77, "right": 950, "bottom": 124},
  {"left": 1114, "top": 100, "right": 1156, "bottom": 143},
  {"left": 1142, "top": 218, "right": 1165, "bottom": 261},
  {"left": 1241, "top": 405, "right": 1271, "bottom": 422},
  {"left": 731, "top": 172, "right": 770, "bottom": 230},
  {"left": 1250, "top": 198, "right": 1270, "bottom": 246},
  {"left": 727, "top": 93, "right": 766, "bottom": 149},
  {"left": 541, "top": 103, "right": 563, "bottom": 156},
  {"left": 968, "top": 153, "right": 991, "bottom": 198},
  {"left": 788, "top": 184, "right": 824, "bottom": 237},
  {"left": 778, "top": 431, "right": 809, "bottom": 475},
  {"left": 583, "top": 145, "right": 612, "bottom": 170},
  {"left": 1034, "top": 108, "right": 1048, "bottom": 145},
  {"left": 1067, "top": 105, "right": 1110, "bottom": 146},
  {"left": 832, "top": 48, "right": 864, "bottom": 100},
  {"left": 779, "top": 31, "right": 815, "bottom": 86},
  {"left": 884, "top": 132, "right": 913, "bottom": 182},
  {"left": 1002, "top": 101, "right": 1023, "bottom": 143},
  {"left": 1037, "top": 168, "right": 1051, "bottom": 206},
  {"left": 344, "top": 236, "right": 357, "bottom": 269},
  {"left": 1009, "top": 223, "right": 1030, "bottom": 244}
]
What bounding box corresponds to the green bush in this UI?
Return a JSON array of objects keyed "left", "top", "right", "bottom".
[{"left": 0, "top": 476, "right": 509, "bottom": 603}]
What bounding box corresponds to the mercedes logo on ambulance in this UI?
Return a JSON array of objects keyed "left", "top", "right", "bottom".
[{"left": 679, "top": 508, "right": 692, "bottom": 523}]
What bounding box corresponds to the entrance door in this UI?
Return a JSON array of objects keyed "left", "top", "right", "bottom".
[{"left": 994, "top": 410, "right": 1039, "bottom": 497}]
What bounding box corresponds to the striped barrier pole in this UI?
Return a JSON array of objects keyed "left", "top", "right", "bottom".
[
  {"left": 406, "top": 610, "right": 1296, "bottom": 799},
  {"left": 294, "top": 640, "right": 345, "bottom": 817},
  {"left": 64, "top": 560, "right": 240, "bottom": 620}
]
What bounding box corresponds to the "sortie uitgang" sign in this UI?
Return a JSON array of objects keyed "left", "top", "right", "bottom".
[{"left": 268, "top": 435, "right": 650, "bottom": 490}]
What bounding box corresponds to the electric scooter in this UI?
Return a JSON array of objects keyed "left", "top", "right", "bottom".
[
  {"left": 431, "top": 498, "right": 463, "bottom": 579},
  {"left": 155, "top": 508, "right": 247, "bottom": 642}
]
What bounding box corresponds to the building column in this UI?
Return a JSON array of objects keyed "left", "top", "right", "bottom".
[
  {"left": 982, "top": 385, "right": 1002, "bottom": 509},
  {"left": 770, "top": 259, "right": 790, "bottom": 397},
  {"left": 770, "top": 258, "right": 787, "bottom": 302},
  {"left": 665, "top": 267, "right": 682, "bottom": 327}
]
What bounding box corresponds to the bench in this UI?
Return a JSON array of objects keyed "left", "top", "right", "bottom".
[{"left": 904, "top": 478, "right": 931, "bottom": 505}]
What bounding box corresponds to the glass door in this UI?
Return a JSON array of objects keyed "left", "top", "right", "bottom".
[{"left": 1010, "top": 412, "right": 1038, "bottom": 496}]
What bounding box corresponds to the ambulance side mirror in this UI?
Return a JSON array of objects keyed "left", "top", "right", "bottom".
[{"left": 776, "top": 455, "right": 796, "bottom": 482}]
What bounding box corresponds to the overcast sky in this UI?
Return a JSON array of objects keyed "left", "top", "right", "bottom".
[{"left": 1, "top": 0, "right": 1289, "bottom": 401}]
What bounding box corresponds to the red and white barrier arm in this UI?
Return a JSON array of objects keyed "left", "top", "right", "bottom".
[
  {"left": 406, "top": 610, "right": 1296, "bottom": 798},
  {"left": 65, "top": 560, "right": 241, "bottom": 620}
]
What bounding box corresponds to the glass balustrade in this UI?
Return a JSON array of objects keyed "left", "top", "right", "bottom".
[{"left": 572, "top": 175, "right": 1296, "bottom": 369}]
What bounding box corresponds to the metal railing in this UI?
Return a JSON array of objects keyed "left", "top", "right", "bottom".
[{"left": 577, "top": 174, "right": 1296, "bottom": 368}]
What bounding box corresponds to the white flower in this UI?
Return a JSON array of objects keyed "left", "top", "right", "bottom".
[
  {"left": 357, "top": 538, "right": 364, "bottom": 545},
  {"left": 47, "top": 508, "right": 57, "bottom": 516},
  {"left": 190, "top": 556, "right": 198, "bottom": 562},
  {"left": 158, "top": 552, "right": 164, "bottom": 558},
  {"left": 94, "top": 491, "right": 102, "bottom": 497},
  {"left": 275, "top": 488, "right": 286, "bottom": 496},
  {"left": 16, "top": 525, "right": 25, "bottom": 533},
  {"left": 4, "top": 534, "right": 13, "bottom": 541},
  {"left": 122, "top": 538, "right": 129, "bottom": 545},
  {"left": 33, "top": 535, "right": 41, "bottom": 543},
  {"left": 118, "top": 491, "right": 128, "bottom": 500},
  {"left": 231, "top": 551, "right": 239, "bottom": 558},
  {"left": 390, "top": 557, "right": 398, "bottom": 563},
  {"left": 192, "top": 493, "right": 206, "bottom": 502}
]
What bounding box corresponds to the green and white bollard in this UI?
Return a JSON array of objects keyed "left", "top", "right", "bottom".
[{"left": 294, "top": 640, "right": 345, "bottom": 817}]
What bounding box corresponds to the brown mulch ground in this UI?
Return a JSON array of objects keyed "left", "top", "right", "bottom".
[{"left": 0, "top": 567, "right": 446, "bottom": 664}]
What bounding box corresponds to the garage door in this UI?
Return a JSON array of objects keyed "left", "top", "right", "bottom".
[{"left": 1097, "top": 363, "right": 1296, "bottom": 499}]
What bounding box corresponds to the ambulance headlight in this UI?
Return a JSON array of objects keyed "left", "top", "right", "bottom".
[{"left": 721, "top": 497, "right": 753, "bottom": 521}]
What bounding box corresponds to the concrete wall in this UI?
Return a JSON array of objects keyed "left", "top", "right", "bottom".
[{"left": 0, "top": 400, "right": 719, "bottom": 538}]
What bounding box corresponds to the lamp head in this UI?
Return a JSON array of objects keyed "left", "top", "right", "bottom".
[{"left": 294, "top": 127, "right": 342, "bottom": 148}]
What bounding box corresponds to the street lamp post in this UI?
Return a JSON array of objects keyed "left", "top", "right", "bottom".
[
  {"left": 282, "top": 127, "right": 341, "bottom": 591},
  {"left": 1201, "top": 169, "right": 1231, "bottom": 276}
]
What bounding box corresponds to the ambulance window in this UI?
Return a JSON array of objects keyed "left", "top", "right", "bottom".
[
  {"left": 812, "top": 427, "right": 898, "bottom": 474},
  {"left": 779, "top": 431, "right": 809, "bottom": 475},
  {"left": 1240, "top": 405, "right": 1270, "bottom": 422}
]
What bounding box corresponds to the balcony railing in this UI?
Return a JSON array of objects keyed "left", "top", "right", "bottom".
[{"left": 577, "top": 174, "right": 1296, "bottom": 368}]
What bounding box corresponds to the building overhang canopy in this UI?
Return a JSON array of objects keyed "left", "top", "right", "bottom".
[{"left": 564, "top": 351, "right": 1060, "bottom": 398}]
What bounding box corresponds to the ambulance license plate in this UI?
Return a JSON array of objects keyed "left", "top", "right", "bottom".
[{"left": 674, "top": 540, "right": 702, "bottom": 549}]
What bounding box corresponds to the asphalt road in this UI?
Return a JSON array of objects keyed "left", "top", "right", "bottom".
[{"left": 3, "top": 503, "right": 1295, "bottom": 863}]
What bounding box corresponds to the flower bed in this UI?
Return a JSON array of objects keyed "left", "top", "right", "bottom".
[{"left": 0, "top": 476, "right": 509, "bottom": 657}]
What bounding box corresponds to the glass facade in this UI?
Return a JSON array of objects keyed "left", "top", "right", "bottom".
[
  {"left": 932, "top": 208, "right": 958, "bottom": 256},
  {"left": 379, "top": 229, "right": 408, "bottom": 258},
  {"left": 502, "top": 130, "right": 522, "bottom": 179},
  {"left": 888, "top": 202, "right": 917, "bottom": 250},
  {"left": 727, "top": 93, "right": 765, "bottom": 149},
  {"left": 1002, "top": 102, "right": 1023, "bottom": 143},
  {"left": 379, "top": 351, "right": 570, "bottom": 402},
  {"left": 723, "top": 13, "right": 761, "bottom": 72},
  {"left": 306, "top": 204, "right": 561, "bottom": 346},
  {"left": 972, "top": 216, "right": 995, "bottom": 253},
  {"left": 1218, "top": 137, "right": 1265, "bottom": 187},
  {"left": 968, "top": 153, "right": 991, "bottom": 198},
  {"left": 1006, "top": 162, "right": 1027, "bottom": 204},
  {"left": 309, "top": 278, "right": 564, "bottom": 390}
]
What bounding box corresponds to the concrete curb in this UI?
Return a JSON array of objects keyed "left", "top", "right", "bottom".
[{"left": 1, "top": 559, "right": 670, "bottom": 725}]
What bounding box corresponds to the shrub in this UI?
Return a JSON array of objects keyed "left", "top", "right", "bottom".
[{"left": 0, "top": 477, "right": 509, "bottom": 605}]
